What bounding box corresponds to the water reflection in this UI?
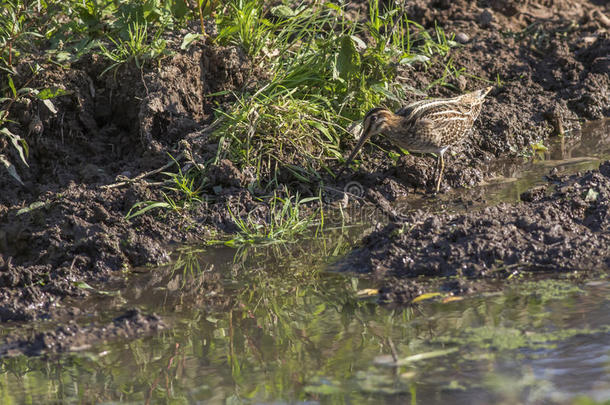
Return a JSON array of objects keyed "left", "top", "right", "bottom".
[{"left": 0, "top": 236, "right": 608, "bottom": 404}]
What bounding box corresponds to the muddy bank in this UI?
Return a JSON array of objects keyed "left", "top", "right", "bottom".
[
  {"left": 0, "top": 308, "right": 164, "bottom": 357},
  {"left": 0, "top": 0, "right": 609, "bottom": 354},
  {"left": 336, "top": 161, "right": 610, "bottom": 303}
]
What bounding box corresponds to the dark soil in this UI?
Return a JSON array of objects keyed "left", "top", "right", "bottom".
[
  {"left": 336, "top": 161, "right": 610, "bottom": 303},
  {"left": 0, "top": 308, "right": 165, "bottom": 356},
  {"left": 0, "top": 0, "right": 609, "bottom": 354}
]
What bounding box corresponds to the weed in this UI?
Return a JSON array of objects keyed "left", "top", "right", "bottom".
[
  {"left": 223, "top": 191, "right": 322, "bottom": 246},
  {"left": 215, "top": 0, "right": 270, "bottom": 57},
  {"left": 98, "top": 21, "right": 167, "bottom": 76},
  {"left": 126, "top": 155, "right": 204, "bottom": 220}
]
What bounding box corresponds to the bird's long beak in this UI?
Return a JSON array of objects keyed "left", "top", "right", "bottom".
[
  {"left": 345, "top": 127, "right": 372, "bottom": 166},
  {"left": 335, "top": 126, "right": 372, "bottom": 177}
]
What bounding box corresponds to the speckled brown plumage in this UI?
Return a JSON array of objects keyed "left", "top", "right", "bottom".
[{"left": 340, "top": 87, "right": 492, "bottom": 192}]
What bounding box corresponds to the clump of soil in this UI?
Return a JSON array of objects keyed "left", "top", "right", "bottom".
[
  {"left": 335, "top": 161, "right": 610, "bottom": 303},
  {"left": 1, "top": 308, "right": 165, "bottom": 356}
]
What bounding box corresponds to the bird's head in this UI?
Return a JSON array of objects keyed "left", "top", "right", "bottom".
[
  {"left": 362, "top": 107, "right": 394, "bottom": 139},
  {"left": 340, "top": 108, "right": 395, "bottom": 170}
]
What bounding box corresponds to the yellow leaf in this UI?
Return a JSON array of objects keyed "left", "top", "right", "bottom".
[
  {"left": 411, "top": 292, "right": 441, "bottom": 303},
  {"left": 442, "top": 296, "right": 463, "bottom": 303},
  {"left": 356, "top": 288, "right": 379, "bottom": 297}
]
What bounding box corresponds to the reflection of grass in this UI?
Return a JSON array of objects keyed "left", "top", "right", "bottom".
[
  {"left": 4, "top": 234, "right": 607, "bottom": 403},
  {"left": 512, "top": 279, "right": 583, "bottom": 302},
  {"left": 438, "top": 325, "right": 605, "bottom": 352}
]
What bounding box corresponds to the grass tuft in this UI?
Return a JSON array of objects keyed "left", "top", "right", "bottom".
[{"left": 223, "top": 191, "right": 323, "bottom": 246}]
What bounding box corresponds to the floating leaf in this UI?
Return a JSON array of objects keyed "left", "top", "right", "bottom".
[
  {"left": 356, "top": 288, "right": 379, "bottom": 297},
  {"left": 394, "top": 348, "right": 458, "bottom": 366},
  {"left": 412, "top": 292, "right": 442, "bottom": 303}
]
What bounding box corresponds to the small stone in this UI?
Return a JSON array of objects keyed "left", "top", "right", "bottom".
[
  {"left": 478, "top": 9, "right": 494, "bottom": 28},
  {"left": 520, "top": 185, "right": 547, "bottom": 202},
  {"left": 456, "top": 75, "right": 468, "bottom": 91},
  {"left": 455, "top": 32, "right": 470, "bottom": 44},
  {"left": 28, "top": 115, "right": 43, "bottom": 135}
]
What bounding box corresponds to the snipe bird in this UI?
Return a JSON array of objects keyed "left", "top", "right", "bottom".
[{"left": 340, "top": 87, "right": 493, "bottom": 192}]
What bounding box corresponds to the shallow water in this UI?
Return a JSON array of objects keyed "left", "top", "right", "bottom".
[
  {"left": 0, "top": 120, "right": 608, "bottom": 404},
  {"left": 0, "top": 241, "right": 608, "bottom": 404}
]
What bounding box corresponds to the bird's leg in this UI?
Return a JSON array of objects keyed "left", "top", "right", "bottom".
[{"left": 435, "top": 152, "right": 445, "bottom": 193}]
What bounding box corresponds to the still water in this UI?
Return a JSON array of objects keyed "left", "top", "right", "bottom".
[
  {"left": 1, "top": 240, "right": 608, "bottom": 404},
  {"left": 0, "top": 121, "right": 608, "bottom": 404}
]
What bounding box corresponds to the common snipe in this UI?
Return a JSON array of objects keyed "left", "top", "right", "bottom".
[{"left": 340, "top": 87, "right": 493, "bottom": 192}]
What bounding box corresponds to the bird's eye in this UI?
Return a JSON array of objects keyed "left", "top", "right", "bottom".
[{"left": 370, "top": 115, "right": 378, "bottom": 123}]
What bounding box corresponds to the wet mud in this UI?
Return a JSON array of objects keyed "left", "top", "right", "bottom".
[
  {"left": 0, "top": 0, "right": 609, "bottom": 354},
  {"left": 336, "top": 160, "right": 610, "bottom": 303}
]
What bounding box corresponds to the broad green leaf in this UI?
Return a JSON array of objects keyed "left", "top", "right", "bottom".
[
  {"left": 271, "top": 5, "right": 294, "bottom": 17},
  {"left": 17, "top": 201, "right": 47, "bottom": 216},
  {"left": 336, "top": 35, "right": 360, "bottom": 80},
  {"left": 309, "top": 120, "right": 334, "bottom": 143},
  {"left": 371, "top": 83, "right": 402, "bottom": 103},
  {"left": 584, "top": 188, "right": 599, "bottom": 202},
  {"left": 325, "top": 3, "right": 342, "bottom": 12},
  {"left": 36, "top": 87, "right": 71, "bottom": 100},
  {"left": 399, "top": 54, "right": 429, "bottom": 65},
  {"left": 1, "top": 127, "right": 28, "bottom": 166},
  {"left": 350, "top": 35, "right": 367, "bottom": 50},
  {"left": 7, "top": 75, "right": 16, "bottom": 98},
  {"left": 170, "top": 0, "right": 189, "bottom": 18},
  {"left": 181, "top": 33, "right": 203, "bottom": 50},
  {"left": 42, "top": 99, "right": 58, "bottom": 114}
]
